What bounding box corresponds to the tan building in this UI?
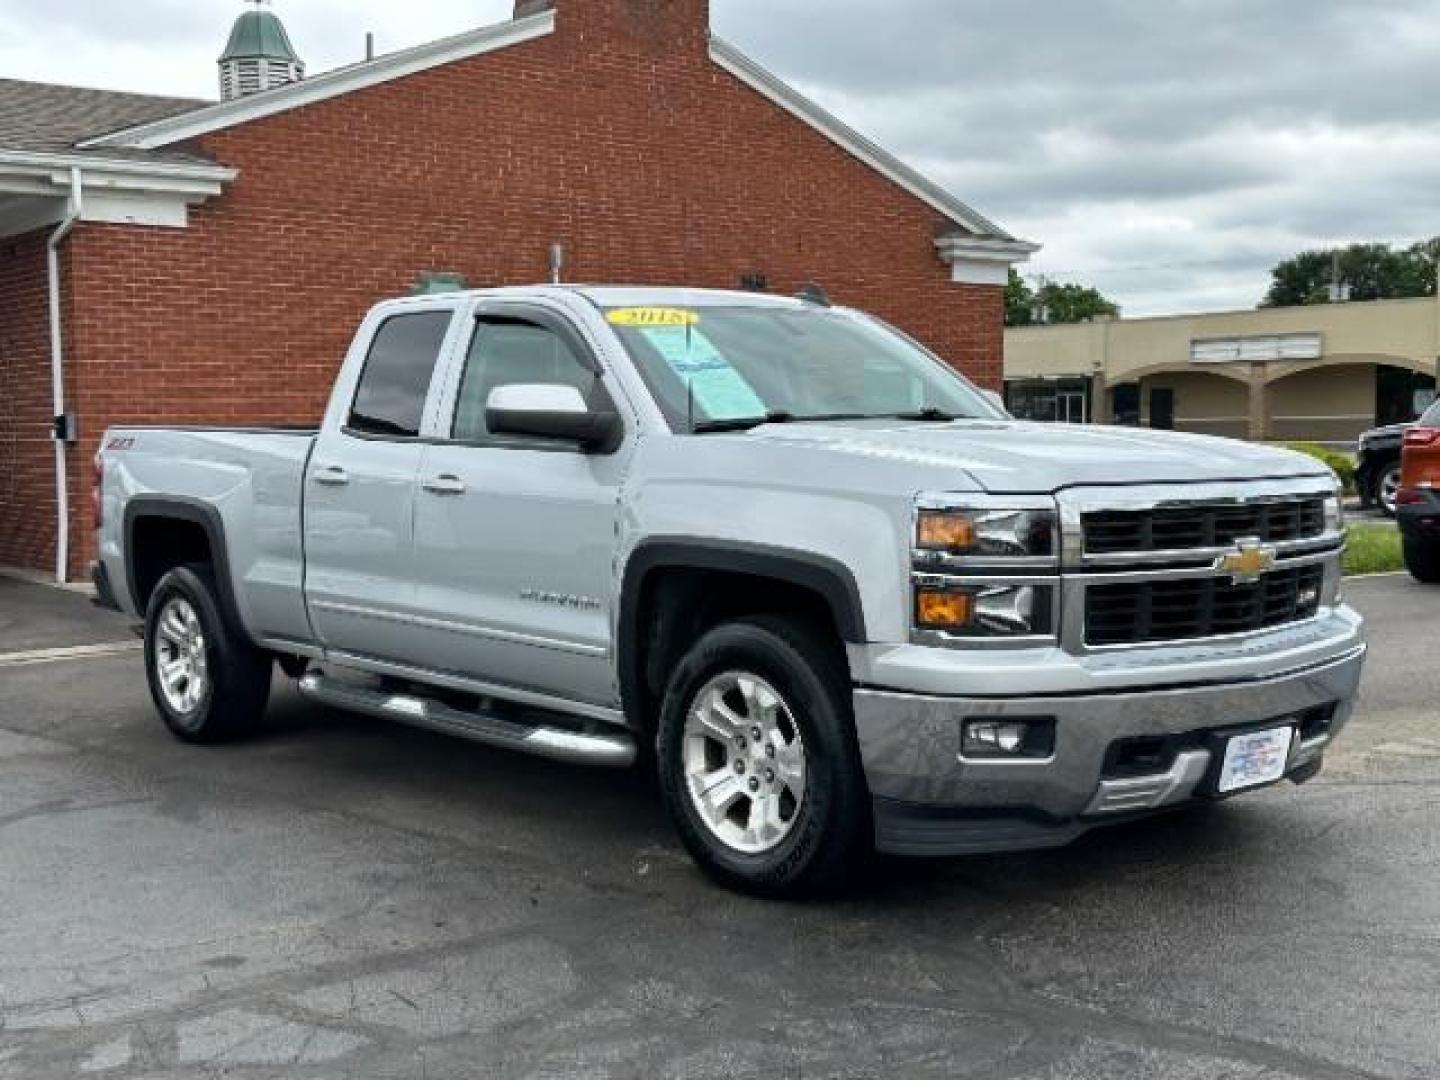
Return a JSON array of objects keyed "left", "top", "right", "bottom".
[{"left": 1004, "top": 297, "right": 1440, "bottom": 446}]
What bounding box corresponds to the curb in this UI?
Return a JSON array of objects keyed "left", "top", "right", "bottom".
[{"left": 0, "top": 565, "right": 91, "bottom": 594}]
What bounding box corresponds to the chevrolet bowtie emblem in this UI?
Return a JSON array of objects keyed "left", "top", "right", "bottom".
[{"left": 1214, "top": 539, "right": 1277, "bottom": 585}]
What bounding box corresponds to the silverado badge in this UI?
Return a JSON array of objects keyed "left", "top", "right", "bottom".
[{"left": 1214, "top": 539, "right": 1277, "bottom": 585}]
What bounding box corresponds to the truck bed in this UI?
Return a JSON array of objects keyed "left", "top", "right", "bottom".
[{"left": 99, "top": 425, "right": 319, "bottom": 647}]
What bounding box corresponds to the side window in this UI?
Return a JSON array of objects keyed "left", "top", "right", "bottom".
[
  {"left": 347, "top": 311, "right": 453, "bottom": 438},
  {"left": 452, "top": 317, "right": 599, "bottom": 442}
]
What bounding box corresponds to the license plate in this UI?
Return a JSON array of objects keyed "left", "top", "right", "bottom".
[{"left": 1218, "top": 726, "right": 1294, "bottom": 793}]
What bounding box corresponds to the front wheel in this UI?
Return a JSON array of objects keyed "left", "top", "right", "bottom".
[
  {"left": 144, "top": 564, "right": 272, "bottom": 743},
  {"left": 1404, "top": 537, "right": 1440, "bottom": 584},
  {"left": 656, "top": 616, "right": 870, "bottom": 897}
]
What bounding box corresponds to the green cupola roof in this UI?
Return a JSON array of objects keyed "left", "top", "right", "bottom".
[{"left": 219, "top": 9, "right": 301, "bottom": 64}]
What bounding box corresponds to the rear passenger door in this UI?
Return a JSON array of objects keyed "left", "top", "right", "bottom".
[
  {"left": 410, "top": 303, "right": 632, "bottom": 707},
  {"left": 303, "top": 306, "right": 460, "bottom": 663}
]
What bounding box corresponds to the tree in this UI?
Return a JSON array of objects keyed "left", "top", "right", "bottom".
[
  {"left": 1005, "top": 269, "right": 1035, "bottom": 326},
  {"left": 1262, "top": 239, "right": 1439, "bottom": 307},
  {"left": 1005, "top": 269, "right": 1120, "bottom": 327}
]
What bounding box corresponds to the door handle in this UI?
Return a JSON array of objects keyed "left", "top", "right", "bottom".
[
  {"left": 422, "top": 474, "right": 467, "bottom": 496},
  {"left": 312, "top": 465, "right": 350, "bottom": 487}
]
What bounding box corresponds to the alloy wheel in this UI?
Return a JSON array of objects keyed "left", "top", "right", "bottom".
[
  {"left": 154, "top": 597, "right": 209, "bottom": 715},
  {"left": 681, "top": 672, "right": 808, "bottom": 855}
]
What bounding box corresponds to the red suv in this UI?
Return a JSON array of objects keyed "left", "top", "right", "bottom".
[{"left": 1398, "top": 399, "right": 1440, "bottom": 582}]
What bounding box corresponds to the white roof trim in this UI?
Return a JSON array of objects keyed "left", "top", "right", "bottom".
[
  {"left": 0, "top": 152, "right": 233, "bottom": 236},
  {"left": 710, "top": 37, "right": 1021, "bottom": 242},
  {"left": 80, "top": 11, "right": 557, "bottom": 152},
  {"left": 0, "top": 149, "right": 235, "bottom": 185},
  {"left": 935, "top": 235, "right": 1041, "bottom": 263},
  {"left": 936, "top": 235, "right": 1039, "bottom": 286}
]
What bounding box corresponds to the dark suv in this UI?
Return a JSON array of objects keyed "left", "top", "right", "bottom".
[{"left": 1357, "top": 423, "right": 1409, "bottom": 516}]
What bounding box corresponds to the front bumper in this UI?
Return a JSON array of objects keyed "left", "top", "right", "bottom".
[{"left": 854, "top": 643, "right": 1366, "bottom": 856}]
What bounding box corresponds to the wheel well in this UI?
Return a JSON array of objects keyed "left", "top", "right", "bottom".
[
  {"left": 129, "top": 516, "right": 214, "bottom": 611},
  {"left": 627, "top": 566, "right": 846, "bottom": 733}
]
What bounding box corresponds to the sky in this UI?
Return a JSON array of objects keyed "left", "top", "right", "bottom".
[{"left": 3, "top": 0, "right": 1438, "bottom": 316}]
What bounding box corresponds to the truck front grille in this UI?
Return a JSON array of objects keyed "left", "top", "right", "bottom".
[
  {"left": 1085, "top": 563, "right": 1325, "bottom": 646},
  {"left": 1083, "top": 498, "right": 1326, "bottom": 556}
]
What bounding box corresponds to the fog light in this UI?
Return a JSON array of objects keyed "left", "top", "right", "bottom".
[
  {"left": 962, "top": 718, "right": 1056, "bottom": 759},
  {"left": 966, "top": 722, "right": 1027, "bottom": 753}
]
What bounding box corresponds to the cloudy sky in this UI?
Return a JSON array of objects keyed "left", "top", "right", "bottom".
[{"left": 3, "top": 0, "right": 1437, "bottom": 316}]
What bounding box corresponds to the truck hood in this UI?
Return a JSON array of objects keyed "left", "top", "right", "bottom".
[{"left": 745, "top": 420, "right": 1332, "bottom": 494}]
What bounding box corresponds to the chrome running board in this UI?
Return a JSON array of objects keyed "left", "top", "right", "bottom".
[{"left": 297, "top": 672, "right": 636, "bottom": 769}]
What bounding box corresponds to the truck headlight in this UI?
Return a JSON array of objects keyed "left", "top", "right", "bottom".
[
  {"left": 913, "top": 580, "right": 1055, "bottom": 639},
  {"left": 1324, "top": 494, "right": 1344, "bottom": 534},
  {"left": 916, "top": 507, "right": 1057, "bottom": 559},
  {"left": 912, "top": 497, "right": 1061, "bottom": 644}
]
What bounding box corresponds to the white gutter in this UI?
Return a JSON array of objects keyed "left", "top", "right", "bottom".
[
  {"left": 47, "top": 166, "right": 82, "bottom": 583},
  {"left": 0, "top": 148, "right": 236, "bottom": 184}
]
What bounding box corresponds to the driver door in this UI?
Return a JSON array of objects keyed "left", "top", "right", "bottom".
[{"left": 409, "top": 304, "right": 631, "bottom": 707}]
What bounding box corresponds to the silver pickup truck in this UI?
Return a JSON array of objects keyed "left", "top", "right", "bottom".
[{"left": 95, "top": 285, "right": 1366, "bottom": 895}]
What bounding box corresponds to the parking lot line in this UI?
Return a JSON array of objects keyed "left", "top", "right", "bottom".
[{"left": 0, "top": 641, "right": 142, "bottom": 669}]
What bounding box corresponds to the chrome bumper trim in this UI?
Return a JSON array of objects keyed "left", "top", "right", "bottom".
[
  {"left": 1084, "top": 749, "right": 1211, "bottom": 816},
  {"left": 853, "top": 643, "right": 1365, "bottom": 819}
]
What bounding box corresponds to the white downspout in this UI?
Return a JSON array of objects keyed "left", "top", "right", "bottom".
[{"left": 47, "top": 166, "right": 83, "bottom": 583}]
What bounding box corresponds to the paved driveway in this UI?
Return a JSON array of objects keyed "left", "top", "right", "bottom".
[{"left": 0, "top": 575, "right": 1435, "bottom": 1078}]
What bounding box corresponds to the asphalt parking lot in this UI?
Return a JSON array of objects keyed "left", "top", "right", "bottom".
[{"left": 1, "top": 573, "right": 1436, "bottom": 1079}]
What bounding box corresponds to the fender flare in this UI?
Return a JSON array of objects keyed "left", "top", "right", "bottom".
[
  {"left": 122, "top": 496, "right": 252, "bottom": 643},
  {"left": 616, "top": 537, "right": 867, "bottom": 728}
]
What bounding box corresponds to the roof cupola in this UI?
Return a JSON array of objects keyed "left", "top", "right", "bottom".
[{"left": 219, "top": 0, "right": 305, "bottom": 102}]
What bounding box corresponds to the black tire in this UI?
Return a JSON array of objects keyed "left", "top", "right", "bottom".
[
  {"left": 1379, "top": 463, "right": 1403, "bottom": 518},
  {"left": 143, "top": 563, "right": 272, "bottom": 743},
  {"left": 1404, "top": 537, "right": 1440, "bottom": 584},
  {"left": 656, "top": 615, "right": 870, "bottom": 897}
]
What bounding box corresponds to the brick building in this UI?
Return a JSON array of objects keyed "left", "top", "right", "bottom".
[{"left": 0, "top": 0, "right": 1036, "bottom": 581}]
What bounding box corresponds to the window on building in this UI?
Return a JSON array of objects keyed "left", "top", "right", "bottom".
[
  {"left": 347, "top": 311, "right": 453, "bottom": 438},
  {"left": 452, "top": 318, "right": 600, "bottom": 442},
  {"left": 1005, "top": 378, "right": 1092, "bottom": 424}
]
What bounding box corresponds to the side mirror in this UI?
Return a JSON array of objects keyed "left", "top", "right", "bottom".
[
  {"left": 485, "top": 384, "right": 622, "bottom": 453},
  {"left": 981, "top": 389, "right": 1011, "bottom": 417}
]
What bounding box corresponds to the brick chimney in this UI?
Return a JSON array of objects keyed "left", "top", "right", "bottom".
[{"left": 514, "top": 0, "right": 711, "bottom": 52}]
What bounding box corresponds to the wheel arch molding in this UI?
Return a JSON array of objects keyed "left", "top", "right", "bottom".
[
  {"left": 616, "top": 537, "right": 867, "bottom": 731},
  {"left": 122, "top": 496, "right": 251, "bottom": 644}
]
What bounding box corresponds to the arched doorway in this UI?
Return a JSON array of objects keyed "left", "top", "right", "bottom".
[
  {"left": 1108, "top": 366, "right": 1251, "bottom": 437},
  {"left": 1267, "top": 361, "right": 1437, "bottom": 444}
]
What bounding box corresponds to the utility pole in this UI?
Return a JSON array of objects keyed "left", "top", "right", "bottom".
[
  {"left": 1030, "top": 273, "right": 1051, "bottom": 325},
  {"left": 1326, "top": 252, "right": 1351, "bottom": 303}
]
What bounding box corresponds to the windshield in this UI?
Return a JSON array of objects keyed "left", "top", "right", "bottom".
[
  {"left": 1421, "top": 399, "right": 1440, "bottom": 427},
  {"left": 601, "top": 304, "right": 1004, "bottom": 431}
]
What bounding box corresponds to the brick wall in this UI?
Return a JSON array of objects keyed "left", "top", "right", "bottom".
[
  {"left": 0, "top": 231, "right": 62, "bottom": 573},
  {"left": 57, "top": 0, "right": 1003, "bottom": 576}
]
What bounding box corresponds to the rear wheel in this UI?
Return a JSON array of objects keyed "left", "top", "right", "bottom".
[
  {"left": 1404, "top": 537, "right": 1440, "bottom": 584},
  {"left": 657, "top": 616, "right": 869, "bottom": 896},
  {"left": 1378, "top": 463, "right": 1402, "bottom": 517},
  {"left": 144, "top": 564, "right": 271, "bottom": 743}
]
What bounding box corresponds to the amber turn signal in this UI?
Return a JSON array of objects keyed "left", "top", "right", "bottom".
[
  {"left": 916, "top": 511, "right": 976, "bottom": 552},
  {"left": 916, "top": 589, "right": 975, "bottom": 630}
]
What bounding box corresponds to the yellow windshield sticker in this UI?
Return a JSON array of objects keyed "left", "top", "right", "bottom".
[{"left": 606, "top": 307, "right": 700, "bottom": 327}]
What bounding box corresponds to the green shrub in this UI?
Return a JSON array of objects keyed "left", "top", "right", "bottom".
[
  {"left": 1344, "top": 523, "right": 1404, "bottom": 575},
  {"left": 1282, "top": 442, "right": 1357, "bottom": 496}
]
